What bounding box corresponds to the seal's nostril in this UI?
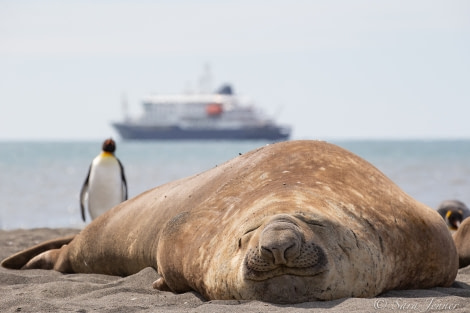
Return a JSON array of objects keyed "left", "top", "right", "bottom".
[
  {"left": 261, "top": 246, "right": 289, "bottom": 264},
  {"left": 259, "top": 227, "right": 301, "bottom": 265},
  {"left": 284, "top": 243, "right": 299, "bottom": 262}
]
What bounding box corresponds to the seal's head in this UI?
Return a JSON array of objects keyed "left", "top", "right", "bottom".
[
  {"left": 155, "top": 199, "right": 385, "bottom": 303},
  {"left": 237, "top": 214, "right": 329, "bottom": 302},
  {"left": 155, "top": 208, "right": 340, "bottom": 303}
]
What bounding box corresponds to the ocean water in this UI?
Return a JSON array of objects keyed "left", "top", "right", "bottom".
[{"left": 1, "top": 140, "right": 470, "bottom": 230}]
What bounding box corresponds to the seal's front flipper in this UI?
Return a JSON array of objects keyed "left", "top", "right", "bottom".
[
  {"left": 153, "top": 277, "right": 172, "bottom": 291},
  {"left": 1, "top": 235, "right": 75, "bottom": 270}
]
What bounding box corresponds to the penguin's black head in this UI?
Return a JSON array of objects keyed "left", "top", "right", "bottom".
[
  {"left": 446, "top": 210, "right": 464, "bottom": 230},
  {"left": 102, "top": 138, "right": 116, "bottom": 153}
]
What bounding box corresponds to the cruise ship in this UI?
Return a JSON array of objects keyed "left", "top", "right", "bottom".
[{"left": 112, "top": 84, "right": 291, "bottom": 140}]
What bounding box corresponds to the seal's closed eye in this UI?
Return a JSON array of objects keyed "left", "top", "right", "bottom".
[
  {"left": 238, "top": 226, "right": 260, "bottom": 249},
  {"left": 294, "top": 214, "right": 326, "bottom": 228}
]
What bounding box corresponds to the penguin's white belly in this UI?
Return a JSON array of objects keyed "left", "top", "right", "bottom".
[{"left": 87, "top": 160, "right": 123, "bottom": 219}]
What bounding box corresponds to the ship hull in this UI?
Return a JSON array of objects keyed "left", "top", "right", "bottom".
[{"left": 112, "top": 123, "right": 290, "bottom": 141}]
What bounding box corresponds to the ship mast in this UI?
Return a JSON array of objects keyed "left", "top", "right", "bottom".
[
  {"left": 198, "top": 63, "right": 213, "bottom": 94},
  {"left": 121, "top": 92, "right": 129, "bottom": 121}
]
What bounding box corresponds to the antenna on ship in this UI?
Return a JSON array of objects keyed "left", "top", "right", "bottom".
[
  {"left": 198, "top": 63, "right": 213, "bottom": 94},
  {"left": 121, "top": 92, "right": 129, "bottom": 121}
]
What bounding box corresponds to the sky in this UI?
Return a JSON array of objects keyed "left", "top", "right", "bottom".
[{"left": 1, "top": 0, "right": 469, "bottom": 141}]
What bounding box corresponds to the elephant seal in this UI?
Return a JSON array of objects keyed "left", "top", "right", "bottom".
[
  {"left": 453, "top": 217, "right": 470, "bottom": 268},
  {"left": 437, "top": 200, "right": 470, "bottom": 230},
  {"left": 1, "top": 140, "right": 458, "bottom": 303}
]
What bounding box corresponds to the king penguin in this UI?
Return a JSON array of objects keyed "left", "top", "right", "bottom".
[
  {"left": 80, "top": 138, "right": 128, "bottom": 221},
  {"left": 437, "top": 199, "right": 470, "bottom": 230}
]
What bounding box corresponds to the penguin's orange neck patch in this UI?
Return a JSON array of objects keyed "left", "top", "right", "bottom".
[{"left": 101, "top": 151, "right": 114, "bottom": 157}]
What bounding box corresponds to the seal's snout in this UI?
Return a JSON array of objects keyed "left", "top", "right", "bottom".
[
  {"left": 259, "top": 222, "right": 302, "bottom": 265},
  {"left": 243, "top": 214, "right": 328, "bottom": 281}
]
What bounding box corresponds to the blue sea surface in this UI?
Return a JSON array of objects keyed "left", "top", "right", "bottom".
[{"left": 1, "top": 140, "right": 469, "bottom": 230}]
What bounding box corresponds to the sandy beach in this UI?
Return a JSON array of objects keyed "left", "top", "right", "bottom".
[{"left": 1, "top": 228, "right": 469, "bottom": 312}]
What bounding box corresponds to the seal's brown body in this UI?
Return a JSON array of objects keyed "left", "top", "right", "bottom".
[
  {"left": 1, "top": 140, "right": 458, "bottom": 303},
  {"left": 453, "top": 217, "right": 470, "bottom": 268}
]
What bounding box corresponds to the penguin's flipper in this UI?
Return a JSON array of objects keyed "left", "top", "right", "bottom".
[
  {"left": 117, "top": 158, "right": 128, "bottom": 200},
  {"left": 80, "top": 165, "right": 92, "bottom": 222},
  {"left": 1, "top": 235, "right": 76, "bottom": 270}
]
